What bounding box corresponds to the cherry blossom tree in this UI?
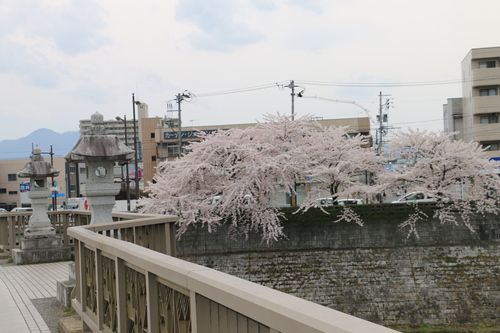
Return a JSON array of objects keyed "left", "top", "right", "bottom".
[
  {"left": 379, "top": 129, "right": 500, "bottom": 235},
  {"left": 139, "top": 113, "right": 376, "bottom": 242},
  {"left": 298, "top": 124, "right": 381, "bottom": 210},
  {"left": 140, "top": 114, "right": 318, "bottom": 242}
]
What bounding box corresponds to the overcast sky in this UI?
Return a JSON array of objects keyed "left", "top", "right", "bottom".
[{"left": 1, "top": 0, "right": 499, "bottom": 143}]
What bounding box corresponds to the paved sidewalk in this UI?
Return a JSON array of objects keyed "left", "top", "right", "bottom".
[{"left": 0, "top": 261, "right": 69, "bottom": 333}]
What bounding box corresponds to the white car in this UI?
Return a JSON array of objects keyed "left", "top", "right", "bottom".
[
  {"left": 0, "top": 208, "right": 7, "bottom": 213},
  {"left": 11, "top": 207, "right": 33, "bottom": 212},
  {"left": 392, "top": 192, "right": 436, "bottom": 203},
  {"left": 315, "top": 198, "right": 334, "bottom": 206},
  {"left": 335, "top": 198, "right": 364, "bottom": 205}
]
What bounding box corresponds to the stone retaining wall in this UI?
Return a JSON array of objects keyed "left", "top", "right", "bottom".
[{"left": 176, "top": 205, "right": 500, "bottom": 325}]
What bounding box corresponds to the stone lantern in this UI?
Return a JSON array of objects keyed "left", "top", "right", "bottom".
[
  {"left": 13, "top": 147, "right": 71, "bottom": 264},
  {"left": 65, "top": 112, "right": 134, "bottom": 224}
]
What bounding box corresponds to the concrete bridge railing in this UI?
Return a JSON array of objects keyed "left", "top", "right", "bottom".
[
  {"left": 67, "top": 213, "right": 400, "bottom": 333},
  {"left": 0, "top": 210, "right": 91, "bottom": 253}
]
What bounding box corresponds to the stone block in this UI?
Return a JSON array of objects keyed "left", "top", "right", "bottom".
[
  {"left": 57, "top": 279, "right": 76, "bottom": 308},
  {"left": 19, "top": 236, "right": 63, "bottom": 250},
  {"left": 68, "top": 261, "right": 76, "bottom": 280},
  {"left": 12, "top": 236, "right": 71, "bottom": 264},
  {"left": 12, "top": 246, "right": 72, "bottom": 264}
]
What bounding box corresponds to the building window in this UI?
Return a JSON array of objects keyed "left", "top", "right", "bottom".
[
  {"left": 70, "top": 184, "right": 77, "bottom": 191},
  {"left": 80, "top": 167, "right": 86, "bottom": 174},
  {"left": 8, "top": 174, "right": 17, "bottom": 181},
  {"left": 150, "top": 132, "right": 155, "bottom": 139},
  {"left": 480, "top": 88, "right": 497, "bottom": 96},
  {"left": 480, "top": 114, "right": 498, "bottom": 124},
  {"left": 8, "top": 191, "right": 18, "bottom": 195},
  {"left": 167, "top": 143, "right": 179, "bottom": 157},
  {"left": 69, "top": 166, "right": 77, "bottom": 173},
  {"left": 479, "top": 61, "right": 496, "bottom": 68},
  {"left": 152, "top": 156, "right": 157, "bottom": 162},
  {"left": 483, "top": 143, "right": 500, "bottom": 151},
  {"left": 0, "top": 188, "right": 6, "bottom": 194}
]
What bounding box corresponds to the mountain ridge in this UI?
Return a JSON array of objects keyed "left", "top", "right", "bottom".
[{"left": 0, "top": 128, "right": 80, "bottom": 160}]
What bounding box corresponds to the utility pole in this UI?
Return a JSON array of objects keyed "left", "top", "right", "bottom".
[
  {"left": 285, "top": 80, "right": 300, "bottom": 121},
  {"left": 132, "top": 94, "right": 141, "bottom": 201},
  {"left": 173, "top": 91, "right": 192, "bottom": 158},
  {"left": 284, "top": 80, "right": 302, "bottom": 207},
  {"left": 175, "top": 93, "right": 183, "bottom": 157},
  {"left": 377, "top": 92, "right": 382, "bottom": 154},
  {"left": 38, "top": 145, "right": 56, "bottom": 210},
  {"left": 376, "top": 92, "right": 392, "bottom": 154},
  {"left": 115, "top": 115, "right": 130, "bottom": 211}
]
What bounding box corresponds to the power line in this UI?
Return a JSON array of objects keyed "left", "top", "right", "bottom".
[
  {"left": 193, "top": 77, "right": 495, "bottom": 98},
  {"left": 195, "top": 82, "right": 285, "bottom": 97}
]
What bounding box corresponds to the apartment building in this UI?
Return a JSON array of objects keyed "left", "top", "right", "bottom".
[
  {"left": 79, "top": 103, "right": 149, "bottom": 151},
  {"left": 445, "top": 46, "right": 500, "bottom": 159}
]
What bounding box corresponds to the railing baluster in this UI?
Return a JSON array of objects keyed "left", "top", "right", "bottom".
[{"left": 96, "top": 249, "right": 104, "bottom": 330}]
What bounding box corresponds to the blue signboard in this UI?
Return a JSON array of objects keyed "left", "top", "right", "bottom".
[
  {"left": 50, "top": 193, "right": 65, "bottom": 198},
  {"left": 20, "top": 181, "right": 30, "bottom": 192},
  {"left": 163, "top": 129, "right": 227, "bottom": 140}
]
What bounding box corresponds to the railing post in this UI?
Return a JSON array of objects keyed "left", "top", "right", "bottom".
[
  {"left": 146, "top": 271, "right": 159, "bottom": 333},
  {"left": 191, "top": 291, "right": 199, "bottom": 333},
  {"left": 8, "top": 216, "right": 16, "bottom": 252},
  {"left": 75, "top": 238, "right": 91, "bottom": 332},
  {"left": 62, "top": 213, "right": 70, "bottom": 246},
  {"left": 115, "top": 258, "right": 127, "bottom": 332},
  {"left": 0, "top": 216, "right": 8, "bottom": 251},
  {"left": 166, "top": 221, "right": 177, "bottom": 256},
  {"left": 73, "top": 239, "right": 81, "bottom": 302}
]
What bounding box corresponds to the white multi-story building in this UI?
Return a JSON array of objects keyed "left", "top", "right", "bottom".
[
  {"left": 79, "top": 103, "right": 149, "bottom": 151},
  {"left": 444, "top": 46, "right": 500, "bottom": 159}
]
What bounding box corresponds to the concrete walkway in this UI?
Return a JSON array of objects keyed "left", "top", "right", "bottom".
[{"left": 0, "top": 261, "right": 69, "bottom": 333}]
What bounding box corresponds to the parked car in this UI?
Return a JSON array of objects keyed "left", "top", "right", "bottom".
[
  {"left": 335, "top": 198, "right": 364, "bottom": 205},
  {"left": 11, "top": 207, "right": 33, "bottom": 212},
  {"left": 0, "top": 208, "right": 7, "bottom": 213},
  {"left": 315, "top": 198, "right": 334, "bottom": 206},
  {"left": 391, "top": 192, "right": 435, "bottom": 203}
]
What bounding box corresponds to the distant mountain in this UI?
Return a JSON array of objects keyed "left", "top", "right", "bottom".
[{"left": 0, "top": 129, "right": 80, "bottom": 160}]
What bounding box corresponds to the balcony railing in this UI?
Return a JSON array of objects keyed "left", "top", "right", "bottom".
[
  {"left": 471, "top": 67, "right": 500, "bottom": 87},
  {"left": 472, "top": 95, "right": 500, "bottom": 114}
]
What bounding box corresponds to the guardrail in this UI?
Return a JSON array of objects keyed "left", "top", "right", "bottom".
[{"left": 68, "top": 215, "right": 399, "bottom": 333}]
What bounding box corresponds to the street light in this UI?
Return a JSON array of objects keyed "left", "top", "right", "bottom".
[{"left": 116, "top": 115, "right": 131, "bottom": 211}]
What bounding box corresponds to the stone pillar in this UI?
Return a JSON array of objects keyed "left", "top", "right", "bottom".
[{"left": 84, "top": 161, "right": 121, "bottom": 225}]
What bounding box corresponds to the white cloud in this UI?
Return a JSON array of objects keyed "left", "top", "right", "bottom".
[
  {"left": 1, "top": 0, "right": 500, "bottom": 144},
  {"left": 175, "top": 0, "right": 266, "bottom": 52}
]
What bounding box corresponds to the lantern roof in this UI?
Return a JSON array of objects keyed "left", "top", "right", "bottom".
[
  {"left": 65, "top": 112, "right": 135, "bottom": 162},
  {"left": 18, "top": 147, "right": 60, "bottom": 178}
]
